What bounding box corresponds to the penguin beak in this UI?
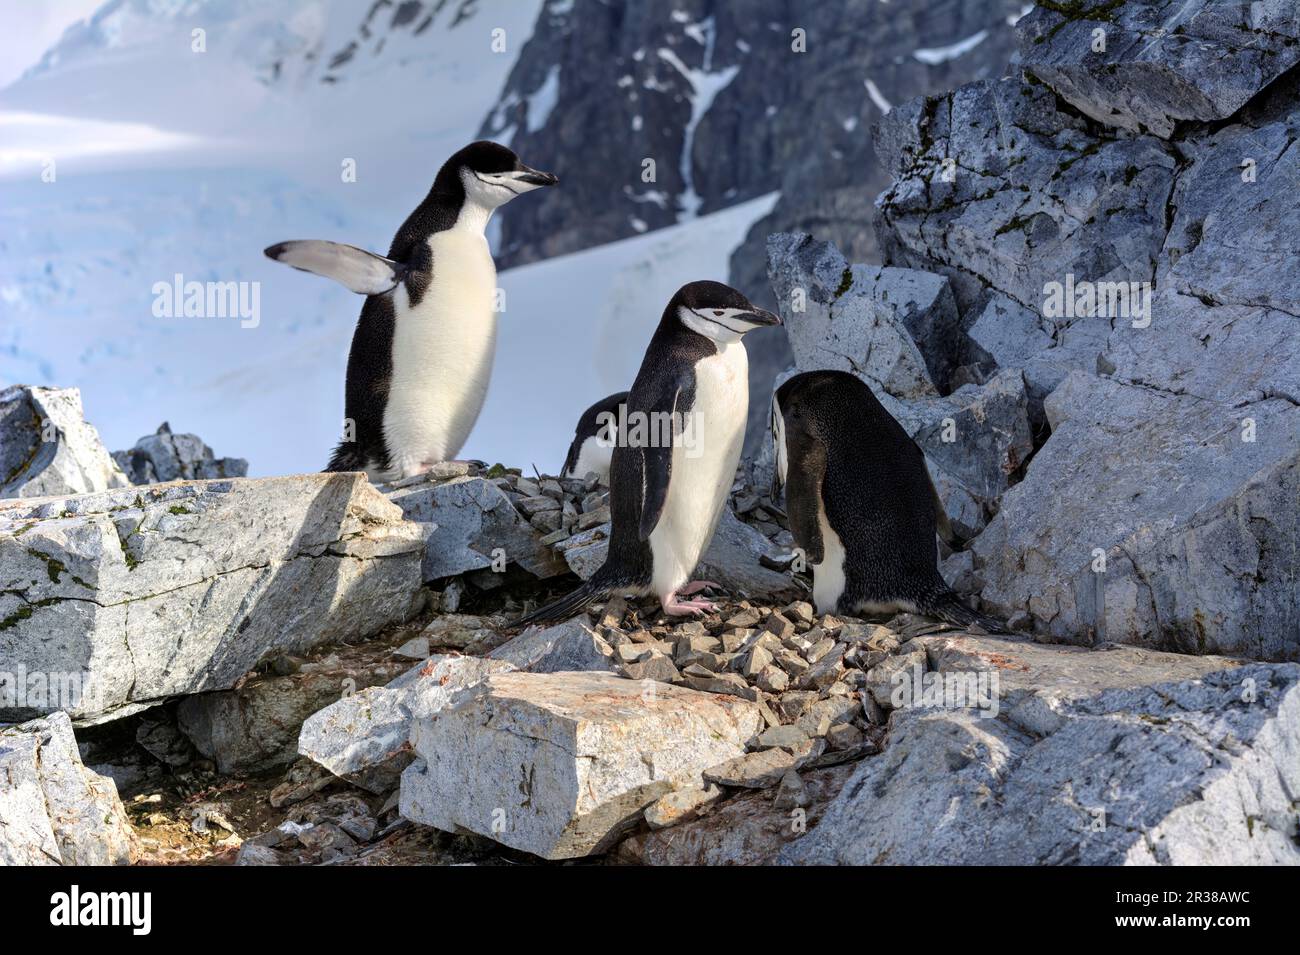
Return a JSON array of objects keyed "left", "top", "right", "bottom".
[
  {"left": 516, "top": 166, "right": 558, "bottom": 187},
  {"left": 740, "top": 307, "right": 782, "bottom": 327}
]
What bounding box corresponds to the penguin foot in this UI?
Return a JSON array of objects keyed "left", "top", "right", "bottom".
[
  {"left": 661, "top": 593, "right": 717, "bottom": 616},
  {"left": 678, "top": 580, "right": 721, "bottom": 596}
]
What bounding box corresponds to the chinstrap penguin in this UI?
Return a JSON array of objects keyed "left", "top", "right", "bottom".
[
  {"left": 264, "top": 140, "right": 557, "bottom": 480},
  {"left": 772, "top": 370, "right": 1009, "bottom": 634},
  {"left": 561, "top": 391, "right": 629, "bottom": 484},
  {"left": 517, "top": 281, "right": 781, "bottom": 625}
]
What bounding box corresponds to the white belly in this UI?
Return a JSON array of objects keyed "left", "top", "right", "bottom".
[
  {"left": 567, "top": 436, "right": 614, "bottom": 483},
  {"left": 649, "top": 341, "right": 748, "bottom": 599},
  {"left": 812, "top": 507, "right": 847, "bottom": 615},
  {"left": 384, "top": 230, "right": 497, "bottom": 475}
]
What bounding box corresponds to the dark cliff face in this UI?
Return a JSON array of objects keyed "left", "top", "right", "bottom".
[
  {"left": 481, "top": 0, "right": 1027, "bottom": 274},
  {"left": 480, "top": 0, "right": 1027, "bottom": 450}
]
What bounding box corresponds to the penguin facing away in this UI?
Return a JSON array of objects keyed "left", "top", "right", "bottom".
[
  {"left": 265, "top": 141, "right": 557, "bottom": 481},
  {"left": 517, "top": 281, "right": 781, "bottom": 625},
  {"left": 561, "top": 391, "right": 629, "bottom": 484},
  {"left": 772, "top": 370, "right": 1009, "bottom": 634}
]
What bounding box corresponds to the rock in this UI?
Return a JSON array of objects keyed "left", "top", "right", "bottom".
[
  {"left": 754, "top": 724, "right": 810, "bottom": 753},
  {"left": 235, "top": 843, "right": 283, "bottom": 866},
  {"left": 488, "top": 619, "right": 617, "bottom": 673},
  {"left": 176, "top": 649, "right": 411, "bottom": 775},
  {"left": 393, "top": 637, "right": 430, "bottom": 660},
  {"left": 704, "top": 748, "right": 798, "bottom": 789},
  {"left": 112, "top": 422, "right": 247, "bottom": 484},
  {"left": 388, "top": 475, "right": 567, "bottom": 583},
  {"left": 971, "top": 372, "right": 1300, "bottom": 659},
  {"left": 0, "top": 473, "right": 426, "bottom": 722},
  {"left": 623, "top": 654, "right": 680, "bottom": 683},
  {"left": 0, "top": 712, "right": 134, "bottom": 865},
  {"left": 421, "top": 614, "right": 501, "bottom": 653},
  {"left": 299, "top": 655, "right": 513, "bottom": 794},
  {"left": 562, "top": 508, "right": 793, "bottom": 601},
  {"left": 399, "top": 670, "right": 762, "bottom": 859},
  {"left": 874, "top": 77, "right": 1176, "bottom": 314},
  {"left": 644, "top": 784, "right": 723, "bottom": 830},
  {"left": 768, "top": 232, "right": 958, "bottom": 395},
  {"left": 0, "top": 385, "right": 127, "bottom": 498},
  {"left": 1018, "top": 0, "right": 1300, "bottom": 139},
  {"left": 629, "top": 764, "right": 855, "bottom": 865},
  {"left": 782, "top": 637, "right": 1300, "bottom": 865}
]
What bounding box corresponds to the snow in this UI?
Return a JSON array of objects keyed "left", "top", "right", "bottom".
[
  {"left": 864, "top": 78, "right": 892, "bottom": 114},
  {"left": 912, "top": 29, "right": 989, "bottom": 65},
  {"left": 657, "top": 17, "right": 740, "bottom": 220},
  {"left": 525, "top": 65, "right": 561, "bottom": 134},
  {"left": 0, "top": 0, "right": 775, "bottom": 479}
]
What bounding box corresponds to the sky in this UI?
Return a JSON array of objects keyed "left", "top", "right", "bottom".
[{"left": 0, "top": 1, "right": 103, "bottom": 90}]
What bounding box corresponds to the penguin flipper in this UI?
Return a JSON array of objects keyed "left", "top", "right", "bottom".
[
  {"left": 636, "top": 383, "right": 684, "bottom": 542},
  {"left": 784, "top": 440, "right": 826, "bottom": 564},
  {"left": 264, "top": 240, "right": 405, "bottom": 295}
]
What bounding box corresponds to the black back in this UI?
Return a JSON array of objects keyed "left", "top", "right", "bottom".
[
  {"left": 598, "top": 307, "right": 716, "bottom": 588},
  {"left": 562, "top": 391, "right": 629, "bottom": 476},
  {"left": 775, "top": 370, "right": 946, "bottom": 608},
  {"left": 326, "top": 142, "right": 514, "bottom": 472}
]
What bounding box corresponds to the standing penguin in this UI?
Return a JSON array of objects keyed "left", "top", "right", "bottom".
[
  {"left": 772, "top": 370, "right": 1009, "bottom": 633},
  {"left": 561, "top": 391, "right": 628, "bottom": 483},
  {"left": 265, "top": 141, "right": 557, "bottom": 480},
  {"left": 518, "top": 282, "right": 781, "bottom": 624}
]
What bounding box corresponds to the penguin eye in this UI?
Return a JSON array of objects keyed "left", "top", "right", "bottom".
[{"left": 713, "top": 309, "right": 724, "bottom": 316}]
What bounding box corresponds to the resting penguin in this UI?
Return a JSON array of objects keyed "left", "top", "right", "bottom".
[
  {"left": 517, "top": 281, "right": 781, "bottom": 625},
  {"left": 772, "top": 369, "right": 1009, "bottom": 633},
  {"left": 561, "top": 391, "right": 629, "bottom": 484},
  {"left": 264, "top": 141, "right": 557, "bottom": 480}
]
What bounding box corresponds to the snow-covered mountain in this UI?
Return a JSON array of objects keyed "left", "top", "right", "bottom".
[{"left": 0, "top": 0, "right": 1025, "bottom": 477}]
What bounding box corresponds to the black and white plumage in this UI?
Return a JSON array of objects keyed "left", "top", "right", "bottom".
[
  {"left": 517, "top": 281, "right": 781, "bottom": 626},
  {"left": 265, "top": 141, "right": 557, "bottom": 481},
  {"left": 772, "top": 370, "right": 1009, "bottom": 634},
  {"left": 561, "top": 391, "right": 628, "bottom": 483}
]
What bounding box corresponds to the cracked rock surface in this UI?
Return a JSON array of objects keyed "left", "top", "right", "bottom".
[{"left": 0, "top": 473, "right": 427, "bottom": 722}]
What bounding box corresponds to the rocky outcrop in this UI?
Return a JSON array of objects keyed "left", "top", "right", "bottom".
[
  {"left": 870, "top": 5, "right": 1300, "bottom": 659},
  {"left": 0, "top": 385, "right": 127, "bottom": 498},
  {"left": 0, "top": 473, "right": 427, "bottom": 722},
  {"left": 782, "top": 635, "right": 1300, "bottom": 865},
  {"left": 112, "top": 422, "right": 247, "bottom": 484},
  {"left": 1018, "top": 0, "right": 1300, "bottom": 139},
  {"left": 0, "top": 712, "right": 134, "bottom": 865},
  {"left": 399, "top": 669, "right": 763, "bottom": 859},
  {"left": 488, "top": 619, "right": 618, "bottom": 673}
]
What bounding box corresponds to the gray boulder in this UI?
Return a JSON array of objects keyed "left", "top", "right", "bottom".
[
  {"left": 298, "top": 654, "right": 514, "bottom": 793},
  {"left": 489, "top": 619, "right": 617, "bottom": 673},
  {"left": 767, "top": 231, "right": 958, "bottom": 395},
  {"left": 1019, "top": 1, "right": 1300, "bottom": 139},
  {"left": 388, "top": 475, "right": 568, "bottom": 583},
  {"left": 783, "top": 635, "right": 1300, "bottom": 865},
  {"left": 971, "top": 372, "right": 1300, "bottom": 659},
  {"left": 0, "top": 385, "right": 127, "bottom": 498},
  {"left": 0, "top": 473, "right": 427, "bottom": 722},
  {"left": 399, "top": 669, "right": 763, "bottom": 859},
  {"left": 0, "top": 712, "right": 134, "bottom": 865},
  {"left": 112, "top": 421, "right": 247, "bottom": 484}
]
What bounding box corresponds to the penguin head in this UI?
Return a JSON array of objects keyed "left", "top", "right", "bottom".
[
  {"left": 671, "top": 280, "right": 782, "bottom": 343},
  {"left": 442, "top": 140, "right": 558, "bottom": 210}
]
